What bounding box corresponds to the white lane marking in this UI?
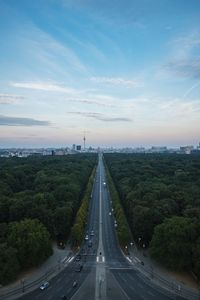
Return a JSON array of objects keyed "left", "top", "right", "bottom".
[
  {"left": 61, "top": 256, "right": 68, "bottom": 263},
  {"left": 134, "top": 256, "right": 141, "bottom": 263},
  {"left": 68, "top": 256, "right": 74, "bottom": 263},
  {"left": 102, "top": 256, "right": 105, "bottom": 262},
  {"left": 96, "top": 256, "right": 99, "bottom": 262},
  {"left": 126, "top": 257, "right": 132, "bottom": 263}
]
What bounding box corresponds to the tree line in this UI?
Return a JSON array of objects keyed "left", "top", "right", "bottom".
[
  {"left": 105, "top": 164, "right": 132, "bottom": 249},
  {"left": 0, "top": 154, "right": 97, "bottom": 284},
  {"left": 104, "top": 153, "right": 200, "bottom": 279}
]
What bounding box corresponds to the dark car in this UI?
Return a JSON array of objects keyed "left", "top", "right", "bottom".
[
  {"left": 88, "top": 240, "right": 92, "bottom": 247},
  {"left": 75, "top": 263, "right": 83, "bottom": 272},
  {"left": 75, "top": 254, "right": 81, "bottom": 261},
  {"left": 61, "top": 296, "right": 67, "bottom": 300},
  {"left": 39, "top": 282, "right": 49, "bottom": 290}
]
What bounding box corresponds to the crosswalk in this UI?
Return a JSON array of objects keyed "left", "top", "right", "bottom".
[{"left": 96, "top": 255, "right": 105, "bottom": 263}]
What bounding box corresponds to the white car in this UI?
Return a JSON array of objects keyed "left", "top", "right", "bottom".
[
  {"left": 85, "top": 235, "right": 89, "bottom": 240},
  {"left": 40, "top": 282, "right": 49, "bottom": 290}
]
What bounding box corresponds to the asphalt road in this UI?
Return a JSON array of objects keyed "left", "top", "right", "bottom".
[{"left": 18, "top": 154, "right": 174, "bottom": 300}]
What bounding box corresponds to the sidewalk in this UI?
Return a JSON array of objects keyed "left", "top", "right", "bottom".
[
  {"left": 0, "top": 242, "right": 73, "bottom": 299},
  {"left": 128, "top": 244, "right": 200, "bottom": 299}
]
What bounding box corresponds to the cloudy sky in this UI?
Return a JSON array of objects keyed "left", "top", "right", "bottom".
[{"left": 0, "top": 0, "right": 200, "bottom": 148}]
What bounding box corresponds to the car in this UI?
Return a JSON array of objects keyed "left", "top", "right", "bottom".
[
  {"left": 103, "top": 182, "right": 106, "bottom": 186},
  {"left": 90, "top": 230, "right": 94, "bottom": 236},
  {"left": 75, "top": 254, "right": 81, "bottom": 261},
  {"left": 75, "top": 263, "right": 83, "bottom": 272},
  {"left": 85, "top": 234, "right": 89, "bottom": 240},
  {"left": 88, "top": 240, "right": 92, "bottom": 247},
  {"left": 109, "top": 212, "right": 112, "bottom": 216},
  {"left": 39, "top": 281, "right": 50, "bottom": 290}
]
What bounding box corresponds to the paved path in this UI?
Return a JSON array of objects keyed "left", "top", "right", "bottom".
[{"left": 0, "top": 242, "right": 72, "bottom": 297}]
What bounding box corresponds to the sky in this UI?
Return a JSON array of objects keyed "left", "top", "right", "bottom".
[{"left": 0, "top": 0, "right": 200, "bottom": 148}]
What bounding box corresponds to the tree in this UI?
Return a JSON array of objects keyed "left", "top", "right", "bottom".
[
  {"left": 0, "top": 243, "right": 20, "bottom": 285},
  {"left": 150, "top": 216, "right": 197, "bottom": 270},
  {"left": 192, "top": 237, "right": 200, "bottom": 278},
  {"left": 7, "top": 219, "right": 52, "bottom": 267},
  {"left": 53, "top": 206, "right": 72, "bottom": 238}
]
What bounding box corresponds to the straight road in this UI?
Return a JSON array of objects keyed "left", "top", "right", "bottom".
[{"left": 18, "top": 154, "right": 173, "bottom": 300}]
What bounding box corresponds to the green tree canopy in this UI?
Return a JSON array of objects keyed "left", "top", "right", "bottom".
[
  {"left": 150, "top": 216, "right": 197, "bottom": 270},
  {"left": 7, "top": 219, "right": 52, "bottom": 267}
]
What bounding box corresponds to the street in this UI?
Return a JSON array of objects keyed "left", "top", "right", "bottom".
[{"left": 19, "top": 154, "right": 173, "bottom": 300}]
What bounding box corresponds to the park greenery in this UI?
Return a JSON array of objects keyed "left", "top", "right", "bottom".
[
  {"left": 0, "top": 154, "right": 97, "bottom": 284},
  {"left": 105, "top": 164, "right": 132, "bottom": 249},
  {"left": 104, "top": 153, "right": 200, "bottom": 278},
  {"left": 71, "top": 167, "right": 96, "bottom": 246}
]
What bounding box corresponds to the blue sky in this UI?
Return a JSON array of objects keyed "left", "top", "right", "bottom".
[{"left": 0, "top": 0, "right": 200, "bottom": 148}]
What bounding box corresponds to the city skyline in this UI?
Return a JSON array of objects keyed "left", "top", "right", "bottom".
[{"left": 0, "top": 0, "right": 200, "bottom": 148}]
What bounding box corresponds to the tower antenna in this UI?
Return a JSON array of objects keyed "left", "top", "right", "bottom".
[{"left": 83, "top": 134, "right": 86, "bottom": 151}]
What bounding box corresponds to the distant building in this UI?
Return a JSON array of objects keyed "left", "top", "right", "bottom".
[
  {"left": 76, "top": 145, "right": 81, "bottom": 151},
  {"left": 180, "top": 146, "right": 194, "bottom": 154},
  {"left": 55, "top": 150, "right": 65, "bottom": 156},
  {"left": 150, "top": 146, "right": 167, "bottom": 153}
]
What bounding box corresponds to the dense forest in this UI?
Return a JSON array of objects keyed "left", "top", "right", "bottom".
[
  {"left": 104, "top": 153, "right": 200, "bottom": 278},
  {"left": 0, "top": 154, "right": 97, "bottom": 284}
]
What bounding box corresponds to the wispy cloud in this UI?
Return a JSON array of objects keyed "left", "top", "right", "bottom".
[
  {"left": 0, "top": 115, "right": 51, "bottom": 126},
  {"left": 0, "top": 94, "right": 25, "bottom": 104},
  {"left": 164, "top": 31, "right": 200, "bottom": 79},
  {"left": 165, "top": 58, "right": 200, "bottom": 78},
  {"left": 67, "top": 111, "right": 132, "bottom": 122},
  {"left": 172, "top": 31, "right": 200, "bottom": 59},
  {"left": 11, "top": 81, "right": 76, "bottom": 94},
  {"left": 67, "top": 98, "right": 112, "bottom": 107},
  {"left": 15, "top": 24, "right": 88, "bottom": 77},
  {"left": 90, "top": 76, "right": 141, "bottom": 87}
]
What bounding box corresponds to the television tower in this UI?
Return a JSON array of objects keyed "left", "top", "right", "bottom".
[{"left": 83, "top": 135, "right": 86, "bottom": 151}]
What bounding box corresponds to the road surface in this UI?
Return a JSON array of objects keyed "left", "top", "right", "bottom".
[{"left": 19, "top": 154, "right": 173, "bottom": 300}]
